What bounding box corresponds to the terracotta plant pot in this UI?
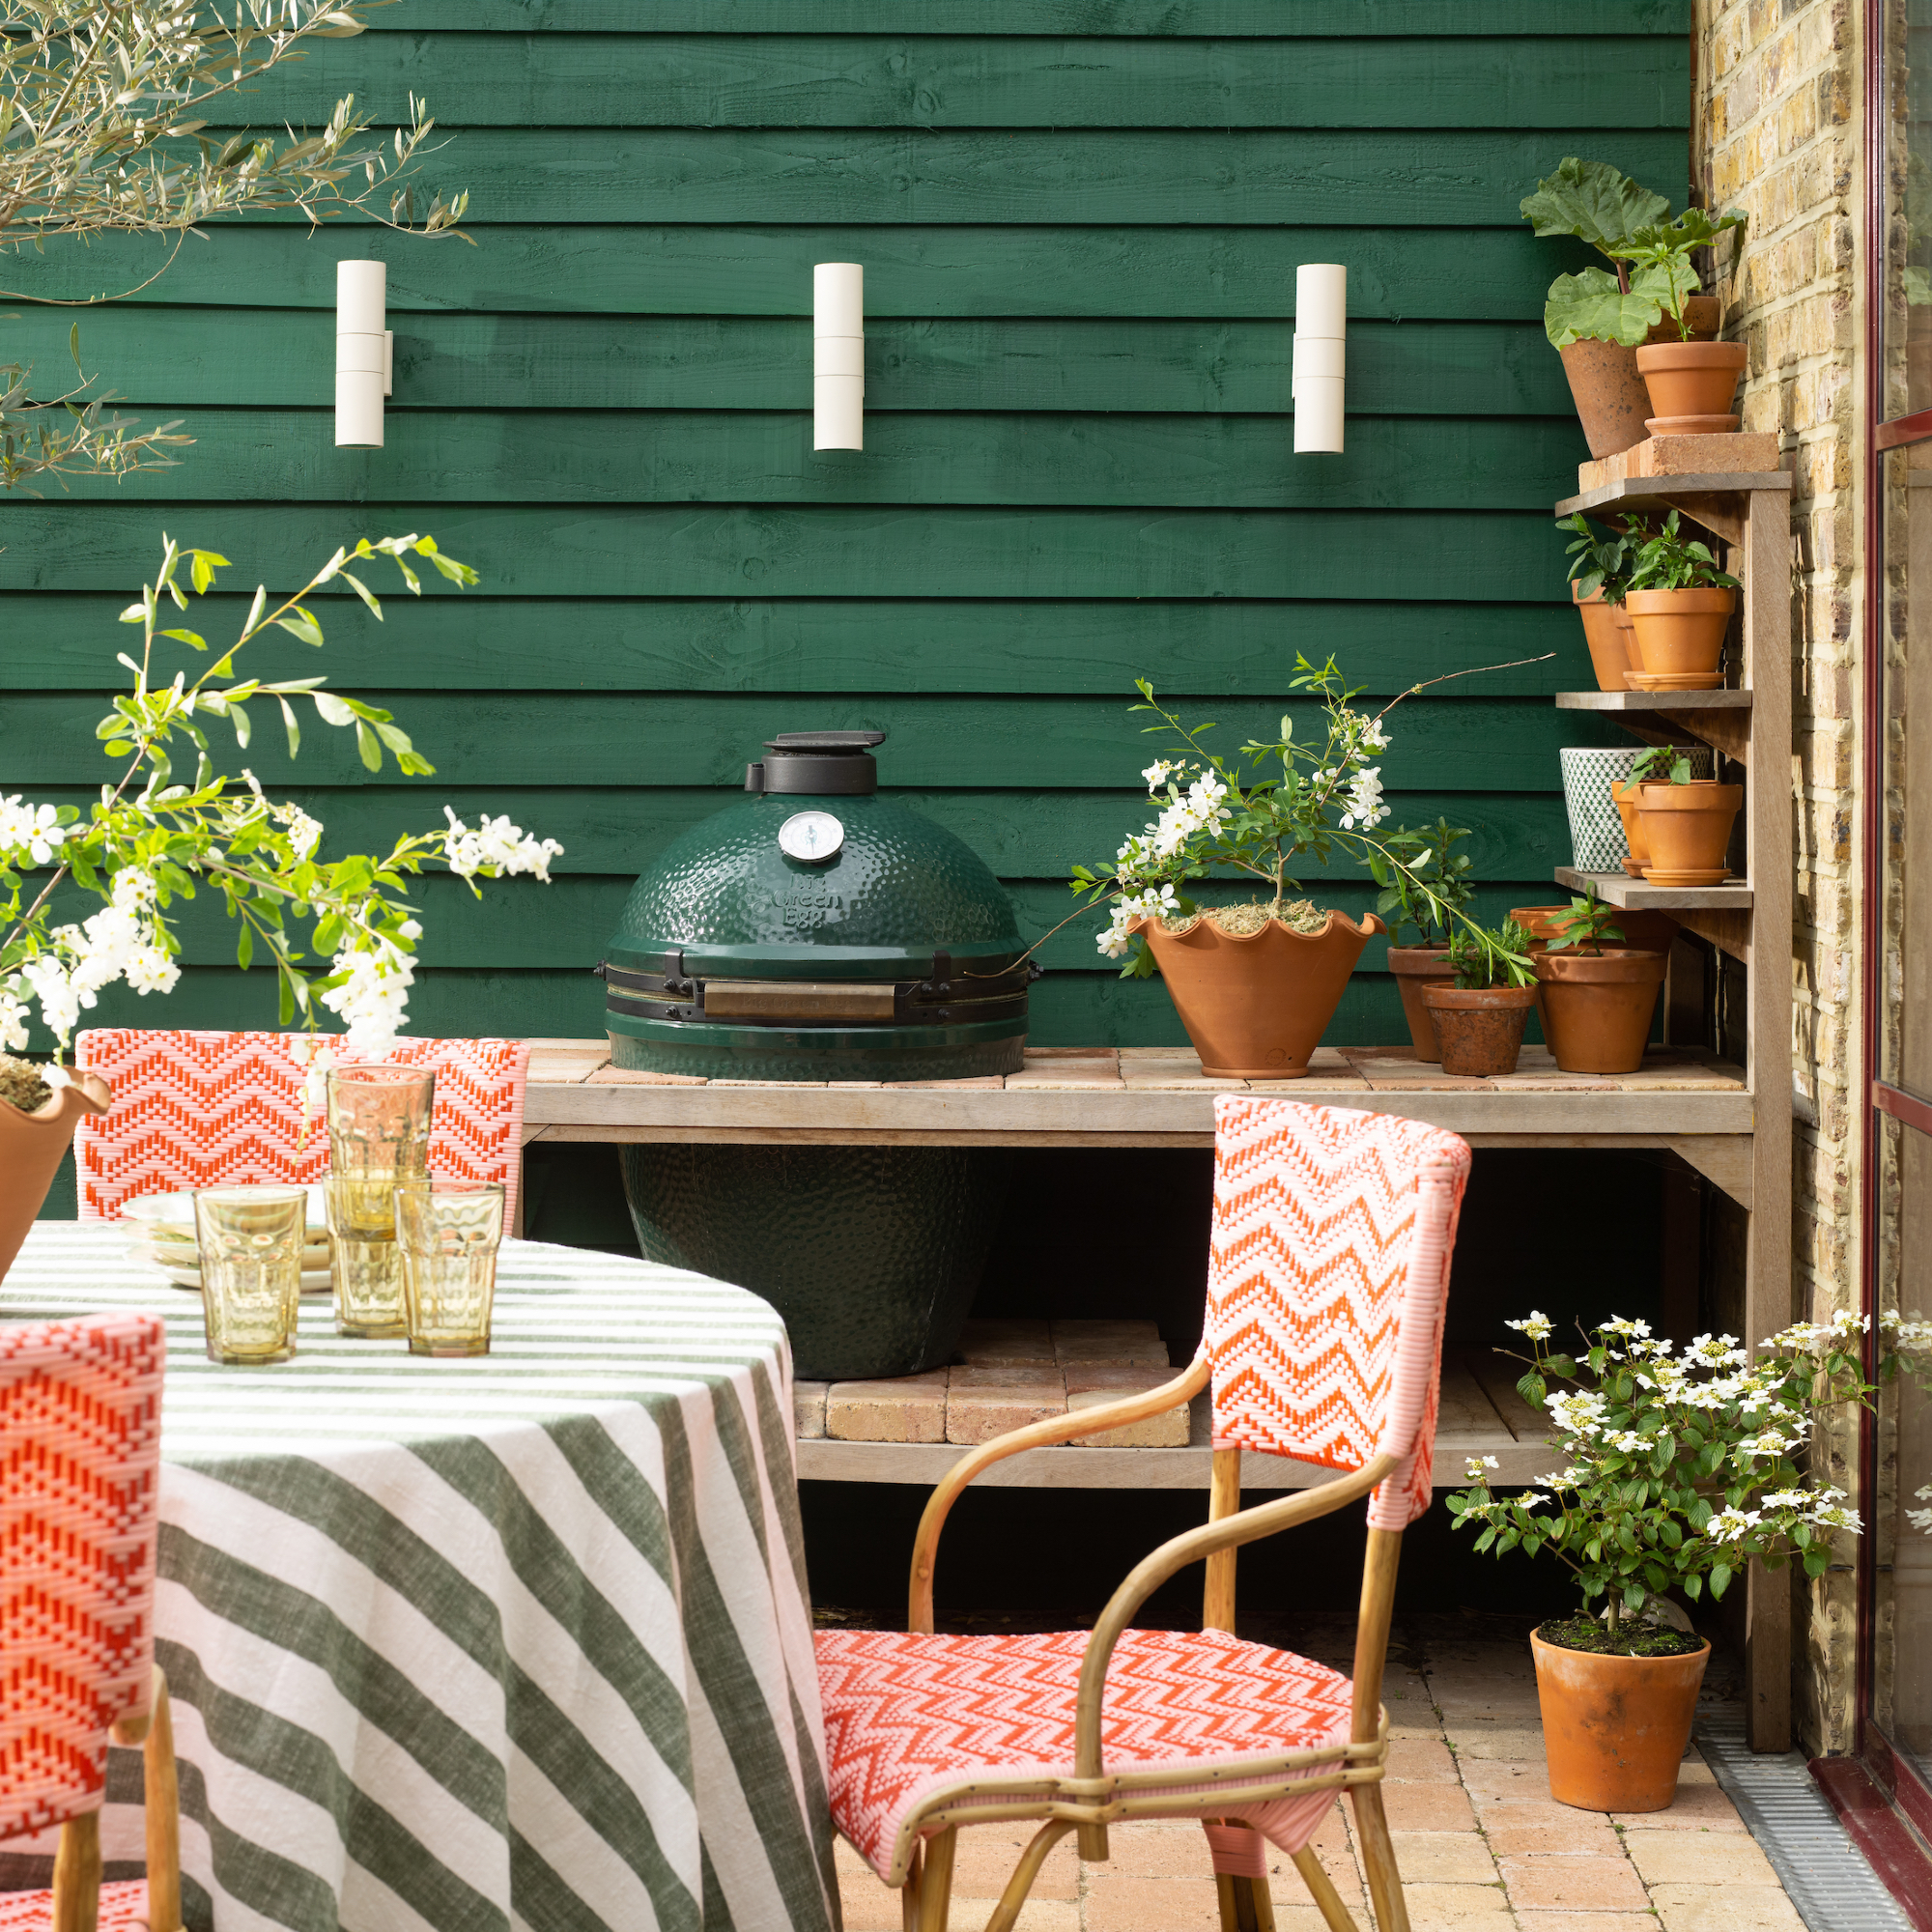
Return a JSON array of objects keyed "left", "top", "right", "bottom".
[
  {"left": 1573, "top": 582, "right": 1634, "bottom": 693},
  {"left": 1634, "top": 339, "right": 1747, "bottom": 433},
  {"left": 1508, "top": 906, "right": 1680, "bottom": 955},
  {"left": 1534, "top": 950, "right": 1667, "bottom": 1074},
  {"left": 1418, "top": 983, "right": 1537, "bottom": 1078},
  {"left": 1532, "top": 1628, "right": 1712, "bottom": 1812},
  {"left": 1635, "top": 781, "right": 1745, "bottom": 887},
  {"left": 1612, "top": 779, "right": 1652, "bottom": 878},
  {"left": 1136, "top": 911, "right": 1382, "bottom": 1079},
  {"left": 1387, "top": 945, "right": 1456, "bottom": 1062},
  {"left": 1557, "top": 338, "right": 1652, "bottom": 459},
  {"left": 0, "top": 1069, "right": 112, "bottom": 1283},
  {"left": 1646, "top": 296, "right": 1721, "bottom": 344},
  {"left": 1624, "top": 587, "right": 1736, "bottom": 678}
]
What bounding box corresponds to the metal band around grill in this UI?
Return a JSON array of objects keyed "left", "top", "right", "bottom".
[{"left": 599, "top": 956, "right": 1032, "bottom": 1027}]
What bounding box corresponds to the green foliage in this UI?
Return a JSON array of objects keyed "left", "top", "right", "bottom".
[
  {"left": 1544, "top": 882, "right": 1624, "bottom": 955},
  {"left": 1520, "top": 156, "right": 1671, "bottom": 258},
  {"left": 1541, "top": 265, "right": 1672, "bottom": 351},
  {"left": 1610, "top": 207, "right": 1748, "bottom": 340},
  {"left": 1629, "top": 745, "right": 1701, "bottom": 787},
  {"left": 1444, "top": 918, "right": 1535, "bottom": 990},
  {"left": 1368, "top": 818, "right": 1473, "bottom": 948},
  {"left": 1561, "top": 513, "right": 1638, "bottom": 605},
  {"left": 1625, "top": 509, "right": 1742, "bottom": 594}
]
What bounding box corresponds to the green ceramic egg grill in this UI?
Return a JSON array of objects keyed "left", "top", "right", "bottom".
[{"left": 604, "top": 731, "right": 1027, "bottom": 1378}]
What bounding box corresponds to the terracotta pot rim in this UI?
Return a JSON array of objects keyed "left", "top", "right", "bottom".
[
  {"left": 1634, "top": 340, "right": 1747, "bottom": 371},
  {"left": 0, "top": 1069, "right": 111, "bottom": 1124},
  {"left": 1130, "top": 909, "right": 1385, "bottom": 946},
  {"left": 1623, "top": 587, "right": 1737, "bottom": 613},
  {"left": 1386, "top": 944, "right": 1455, "bottom": 973},
  {"left": 1530, "top": 1627, "right": 1713, "bottom": 1666},
  {"left": 1636, "top": 782, "right": 1746, "bottom": 808},
  {"left": 1534, "top": 949, "right": 1667, "bottom": 980},
  {"left": 1418, "top": 983, "right": 1540, "bottom": 1010}
]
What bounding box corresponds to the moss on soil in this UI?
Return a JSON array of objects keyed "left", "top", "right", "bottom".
[
  {"left": 1536, "top": 1613, "right": 1706, "bottom": 1659},
  {"left": 0, "top": 1054, "right": 53, "bottom": 1115},
  {"left": 1157, "top": 898, "right": 1328, "bottom": 938}
]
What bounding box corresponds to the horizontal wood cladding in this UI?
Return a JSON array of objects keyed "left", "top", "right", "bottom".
[
  {"left": 1, "top": 314, "right": 1575, "bottom": 414},
  {"left": 0, "top": 694, "right": 1619, "bottom": 789},
  {"left": 37, "top": 411, "right": 1586, "bottom": 509},
  {"left": 248, "top": 33, "right": 1685, "bottom": 128},
  {"left": 0, "top": 505, "right": 1577, "bottom": 600},
  {"left": 110, "top": 128, "right": 1687, "bottom": 227},
  {"left": 0, "top": 226, "right": 1601, "bottom": 317},
  {"left": 0, "top": 597, "right": 1589, "bottom": 696}
]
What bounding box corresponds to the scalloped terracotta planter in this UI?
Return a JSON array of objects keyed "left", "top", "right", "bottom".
[
  {"left": 1573, "top": 582, "right": 1634, "bottom": 693},
  {"left": 1532, "top": 1628, "right": 1712, "bottom": 1812},
  {"left": 1135, "top": 911, "right": 1382, "bottom": 1079},
  {"left": 0, "top": 1070, "right": 111, "bottom": 1284},
  {"left": 1418, "top": 983, "right": 1537, "bottom": 1077}
]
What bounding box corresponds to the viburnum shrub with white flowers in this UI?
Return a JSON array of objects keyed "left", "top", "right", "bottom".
[
  {"left": 0, "top": 532, "right": 562, "bottom": 1082},
  {"left": 1448, "top": 1310, "right": 1895, "bottom": 1635},
  {"left": 1069, "top": 657, "right": 1527, "bottom": 980}
]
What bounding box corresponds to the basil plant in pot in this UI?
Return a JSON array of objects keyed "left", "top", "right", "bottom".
[
  {"left": 1369, "top": 818, "right": 1473, "bottom": 1064},
  {"left": 1622, "top": 509, "right": 1741, "bottom": 689},
  {"left": 1450, "top": 1311, "right": 1885, "bottom": 1812},
  {"left": 1522, "top": 158, "right": 1745, "bottom": 457},
  {"left": 1068, "top": 659, "right": 1520, "bottom": 1079},
  {"left": 0, "top": 534, "right": 563, "bottom": 1279}
]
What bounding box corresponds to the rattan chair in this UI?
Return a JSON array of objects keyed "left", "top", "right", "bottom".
[
  {"left": 816, "top": 1096, "right": 1472, "bottom": 1932},
  {"left": 0, "top": 1311, "right": 180, "bottom": 1932}
]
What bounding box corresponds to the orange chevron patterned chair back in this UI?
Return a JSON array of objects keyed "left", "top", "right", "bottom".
[
  {"left": 0, "top": 1311, "right": 164, "bottom": 1843},
  {"left": 71, "top": 1031, "right": 531, "bottom": 1225},
  {"left": 1204, "top": 1095, "right": 1470, "bottom": 1530}
]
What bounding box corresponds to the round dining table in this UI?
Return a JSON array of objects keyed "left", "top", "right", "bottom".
[{"left": 0, "top": 1220, "right": 838, "bottom": 1932}]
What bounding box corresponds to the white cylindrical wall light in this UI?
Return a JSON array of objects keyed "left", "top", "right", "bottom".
[
  {"left": 336, "top": 260, "right": 393, "bottom": 448},
  {"left": 1293, "top": 263, "right": 1347, "bottom": 454},
  {"left": 814, "top": 262, "right": 864, "bottom": 450}
]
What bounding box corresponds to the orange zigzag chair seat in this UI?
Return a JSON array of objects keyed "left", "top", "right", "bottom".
[
  {"left": 71, "top": 1029, "right": 530, "bottom": 1223},
  {"left": 817, "top": 1626, "right": 1354, "bottom": 1884},
  {"left": 0, "top": 1881, "right": 153, "bottom": 1929}
]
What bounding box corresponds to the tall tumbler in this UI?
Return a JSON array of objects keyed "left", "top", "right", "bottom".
[
  {"left": 396, "top": 1179, "right": 505, "bottom": 1356},
  {"left": 326, "top": 1064, "right": 434, "bottom": 1338},
  {"left": 194, "top": 1185, "right": 308, "bottom": 1364}
]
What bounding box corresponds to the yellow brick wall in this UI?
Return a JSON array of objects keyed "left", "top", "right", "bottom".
[{"left": 1692, "top": 0, "right": 1863, "bottom": 1757}]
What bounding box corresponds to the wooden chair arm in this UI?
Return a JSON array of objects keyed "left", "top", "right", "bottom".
[
  {"left": 907, "top": 1354, "right": 1210, "bottom": 1634},
  {"left": 1072, "top": 1452, "right": 1399, "bottom": 1782}
]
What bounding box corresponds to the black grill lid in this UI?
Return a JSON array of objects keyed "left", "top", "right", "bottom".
[{"left": 746, "top": 728, "right": 887, "bottom": 795}]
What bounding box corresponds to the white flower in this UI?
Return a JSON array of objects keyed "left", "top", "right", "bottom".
[
  {"left": 317, "top": 937, "right": 415, "bottom": 1058},
  {"left": 1464, "top": 1455, "right": 1499, "bottom": 1477},
  {"left": 0, "top": 797, "right": 67, "bottom": 866},
  {"left": 124, "top": 944, "right": 181, "bottom": 997},
  {"left": 441, "top": 808, "right": 563, "bottom": 883},
  {"left": 1339, "top": 766, "right": 1386, "bottom": 831},
  {"left": 1520, "top": 1492, "right": 1550, "bottom": 1510},
  {"left": 1809, "top": 1501, "right": 1862, "bottom": 1532},
  {"left": 1706, "top": 1507, "right": 1763, "bottom": 1544},
  {"left": 110, "top": 867, "right": 158, "bottom": 911},
  {"left": 1142, "top": 759, "right": 1176, "bottom": 793},
  {"left": 1604, "top": 1430, "right": 1653, "bottom": 1454},
  {"left": 1540, "top": 1467, "right": 1583, "bottom": 1488},
  {"left": 1604, "top": 1316, "right": 1653, "bottom": 1339},
  {"left": 1759, "top": 1490, "right": 1813, "bottom": 1510},
  {"left": 275, "top": 804, "right": 325, "bottom": 861},
  {"left": 1506, "top": 1312, "right": 1554, "bottom": 1341},
  {"left": 0, "top": 990, "right": 28, "bottom": 1054},
  {"left": 1735, "top": 1429, "right": 1801, "bottom": 1459}
]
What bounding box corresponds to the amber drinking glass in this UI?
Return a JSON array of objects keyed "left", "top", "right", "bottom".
[
  {"left": 326, "top": 1064, "right": 435, "bottom": 1177},
  {"left": 324, "top": 1173, "right": 410, "bottom": 1338},
  {"left": 193, "top": 1185, "right": 307, "bottom": 1364},
  {"left": 395, "top": 1179, "right": 505, "bottom": 1356},
  {"left": 325, "top": 1065, "right": 433, "bottom": 1339}
]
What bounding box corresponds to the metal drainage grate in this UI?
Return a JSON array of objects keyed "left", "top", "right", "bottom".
[{"left": 1695, "top": 1715, "right": 1914, "bottom": 1932}]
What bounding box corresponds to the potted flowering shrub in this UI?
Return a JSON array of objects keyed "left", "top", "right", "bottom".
[
  {"left": 1521, "top": 159, "right": 1741, "bottom": 457},
  {"left": 1417, "top": 920, "right": 1537, "bottom": 1076},
  {"left": 1628, "top": 742, "right": 1744, "bottom": 887},
  {"left": 0, "top": 533, "right": 562, "bottom": 1278},
  {"left": 1622, "top": 510, "right": 1741, "bottom": 688},
  {"left": 1532, "top": 886, "right": 1666, "bottom": 1075},
  {"left": 1450, "top": 1311, "right": 1882, "bottom": 1811},
  {"left": 1368, "top": 819, "right": 1472, "bottom": 1063}
]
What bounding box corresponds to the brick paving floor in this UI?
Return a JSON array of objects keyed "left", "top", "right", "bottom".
[{"left": 830, "top": 1615, "right": 1806, "bottom": 1932}]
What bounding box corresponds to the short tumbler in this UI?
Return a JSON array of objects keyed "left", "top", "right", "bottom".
[
  {"left": 326, "top": 1064, "right": 435, "bottom": 1177},
  {"left": 395, "top": 1179, "right": 505, "bottom": 1356},
  {"left": 324, "top": 1173, "right": 409, "bottom": 1339},
  {"left": 194, "top": 1185, "right": 308, "bottom": 1365}
]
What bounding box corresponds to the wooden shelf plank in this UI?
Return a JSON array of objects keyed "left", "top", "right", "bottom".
[
  {"left": 1554, "top": 471, "right": 1792, "bottom": 520},
  {"left": 1555, "top": 690, "right": 1752, "bottom": 711},
  {"left": 1553, "top": 866, "right": 1753, "bottom": 912}
]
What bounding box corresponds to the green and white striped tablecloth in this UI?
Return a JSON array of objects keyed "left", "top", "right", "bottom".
[{"left": 1, "top": 1221, "right": 838, "bottom": 1932}]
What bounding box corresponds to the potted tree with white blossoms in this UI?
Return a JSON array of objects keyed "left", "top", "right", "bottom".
[
  {"left": 1449, "top": 1309, "right": 1886, "bottom": 1813},
  {"left": 1068, "top": 656, "right": 1523, "bottom": 1078},
  {"left": 0, "top": 531, "right": 562, "bottom": 1279}
]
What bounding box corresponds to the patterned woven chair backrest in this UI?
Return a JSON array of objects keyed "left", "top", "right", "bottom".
[
  {"left": 1203, "top": 1095, "right": 1472, "bottom": 1530},
  {"left": 0, "top": 1311, "right": 164, "bottom": 1843},
  {"left": 71, "top": 1031, "right": 531, "bottom": 1224}
]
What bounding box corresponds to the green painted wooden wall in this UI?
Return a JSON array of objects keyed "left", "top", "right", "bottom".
[{"left": 0, "top": 0, "right": 1688, "bottom": 1055}]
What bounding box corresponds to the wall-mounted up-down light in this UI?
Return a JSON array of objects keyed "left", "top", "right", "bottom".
[
  {"left": 814, "top": 263, "right": 863, "bottom": 450},
  {"left": 1293, "top": 264, "right": 1347, "bottom": 454},
  {"left": 335, "top": 260, "right": 393, "bottom": 448}
]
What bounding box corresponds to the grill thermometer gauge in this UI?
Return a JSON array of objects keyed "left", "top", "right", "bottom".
[{"left": 779, "top": 810, "right": 844, "bottom": 864}]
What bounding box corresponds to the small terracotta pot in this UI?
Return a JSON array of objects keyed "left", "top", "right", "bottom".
[
  {"left": 1624, "top": 587, "right": 1736, "bottom": 677},
  {"left": 1635, "top": 781, "right": 1745, "bottom": 885},
  {"left": 1137, "top": 911, "right": 1382, "bottom": 1079},
  {"left": 1418, "top": 983, "right": 1537, "bottom": 1077},
  {"left": 1557, "top": 338, "right": 1652, "bottom": 459},
  {"left": 1573, "top": 583, "right": 1634, "bottom": 693},
  {"left": 1634, "top": 339, "right": 1747, "bottom": 430},
  {"left": 1612, "top": 779, "right": 1652, "bottom": 877},
  {"left": 1532, "top": 1628, "right": 1712, "bottom": 1812},
  {"left": 1386, "top": 945, "right": 1456, "bottom": 1062},
  {"left": 0, "top": 1070, "right": 112, "bottom": 1283},
  {"left": 1534, "top": 949, "right": 1667, "bottom": 1074}
]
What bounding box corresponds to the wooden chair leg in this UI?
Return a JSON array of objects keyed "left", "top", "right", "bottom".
[
  {"left": 1290, "top": 1847, "right": 1358, "bottom": 1932},
  {"left": 981, "top": 1821, "right": 1073, "bottom": 1932},
  {"left": 918, "top": 1826, "right": 957, "bottom": 1932},
  {"left": 143, "top": 1671, "right": 184, "bottom": 1932},
  {"left": 902, "top": 1841, "right": 923, "bottom": 1932},
  {"left": 51, "top": 1809, "right": 101, "bottom": 1932},
  {"left": 1350, "top": 1785, "right": 1410, "bottom": 1932},
  {"left": 1202, "top": 1447, "right": 1242, "bottom": 1633}
]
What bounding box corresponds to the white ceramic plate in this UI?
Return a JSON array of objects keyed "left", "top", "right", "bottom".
[{"left": 122, "top": 1188, "right": 334, "bottom": 1293}]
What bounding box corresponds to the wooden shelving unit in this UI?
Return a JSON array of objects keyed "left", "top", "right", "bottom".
[{"left": 1552, "top": 464, "right": 1794, "bottom": 1749}]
